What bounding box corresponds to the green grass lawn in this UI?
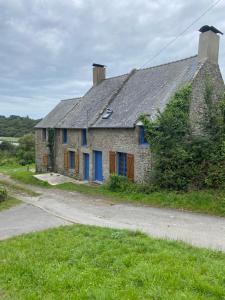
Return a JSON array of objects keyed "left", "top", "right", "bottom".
[
  {"left": 0, "top": 197, "right": 21, "bottom": 212},
  {"left": 1, "top": 164, "right": 225, "bottom": 217},
  {"left": 0, "top": 225, "right": 225, "bottom": 299}
]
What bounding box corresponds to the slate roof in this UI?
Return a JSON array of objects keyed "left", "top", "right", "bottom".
[
  {"left": 58, "top": 73, "right": 128, "bottom": 128},
  {"left": 36, "top": 55, "right": 202, "bottom": 129},
  {"left": 36, "top": 98, "right": 81, "bottom": 128}
]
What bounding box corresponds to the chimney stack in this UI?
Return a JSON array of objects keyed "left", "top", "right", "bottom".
[
  {"left": 92, "top": 63, "right": 106, "bottom": 85},
  {"left": 198, "top": 25, "right": 223, "bottom": 64}
]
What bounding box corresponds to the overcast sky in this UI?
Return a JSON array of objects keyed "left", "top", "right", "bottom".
[{"left": 0, "top": 0, "right": 225, "bottom": 119}]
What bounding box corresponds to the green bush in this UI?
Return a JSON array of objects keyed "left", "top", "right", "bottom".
[
  {"left": 16, "top": 134, "right": 35, "bottom": 165},
  {"left": 140, "top": 83, "right": 225, "bottom": 191},
  {"left": 106, "top": 174, "right": 157, "bottom": 194},
  {"left": 0, "top": 187, "right": 7, "bottom": 202},
  {"left": 106, "top": 174, "right": 133, "bottom": 192},
  {"left": 0, "top": 141, "right": 16, "bottom": 154}
]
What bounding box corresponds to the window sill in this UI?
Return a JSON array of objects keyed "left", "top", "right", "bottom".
[{"left": 139, "top": 143, "right": 149, "bottom": 148}]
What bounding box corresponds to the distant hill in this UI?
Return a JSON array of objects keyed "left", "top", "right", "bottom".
[{"left": 0, "top": 115, "right": 41, "bottom": 137}]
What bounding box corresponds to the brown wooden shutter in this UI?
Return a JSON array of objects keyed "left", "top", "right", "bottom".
[
  {"left": 64, "top": 150, "right": 69, "bottom": 170},
  {"left": 109, "top": 151, "right": 116, "bottom": 174},
  {"left": 75, "top": 151, "right": 79, "bottom": 176},
  {"left": 127, "top": 154, "right": 134, "bottom": 181},
  {"left": 43, "top": 154, "right": 48, "bottom": 167}
]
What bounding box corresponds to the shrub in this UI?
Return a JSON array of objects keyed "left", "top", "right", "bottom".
[
  {"left": 0, "top": 141, "right": 16, "bottom": 154},
  {"left": 16, "top": 134, "right": 35, "bottom": 165},
  {"left": 106, "top": 174, "right": 133, "bottom": 192},
  {"left": 0, "top": 187, "right": 7, "bottom": 202}
]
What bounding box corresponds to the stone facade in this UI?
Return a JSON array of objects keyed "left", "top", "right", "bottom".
[
  {"left": 190, "top": 61, "right": 224, "bottom": 135},
  {"left": 35, "top": 127, "right": 151, "bottom": 183}
]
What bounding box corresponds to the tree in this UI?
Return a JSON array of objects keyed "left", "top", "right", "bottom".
[
  {"left": 16, "top": 134, "right": 35, "bottom": 165},
  {"left": 0, "top": 141, "right": 16, "bottom": 154}
]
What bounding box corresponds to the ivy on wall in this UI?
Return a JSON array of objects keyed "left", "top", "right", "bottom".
[{"left": 140, "top": 82, "right": 225, "bottom": 190}]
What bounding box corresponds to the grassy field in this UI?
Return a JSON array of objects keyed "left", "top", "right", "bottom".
[
  {"left": 1, "top": 164, "right": 225, "bottom": 217},
  {"left": 0, "top": 225, "right": 225, "bottom": 299}
]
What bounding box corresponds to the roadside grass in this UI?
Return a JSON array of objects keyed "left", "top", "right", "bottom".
[
  {"left": 10, "top": 170, "right": 50, "bottom": 188},
  {"left": 0, "top": 225, "right": 225, "bottom": 299},
  {"left": 0, "top": 196, "right": 21, "bottom": 212},
  {"left": 58, "top": 182, "right": 225, "bottom": 216},
  {"left": 0, "top": 180, "right": 39, "bottom": 197},
  {"left": 1, "top": 165, "right": 225, "bottom": 217},
  {"left": 0, "top": 164, "right": 29, "bottom": 174},
  {"left": 0, "top": 164, "right": 50, "bottom": 188}
]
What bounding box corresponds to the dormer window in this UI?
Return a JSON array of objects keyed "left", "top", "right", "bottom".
[
  {"left": 102, "top": 108, "right": 113, "bottom": 119},
  {"left": 82, "top": 129, "right": 87, "bottom": 146},
  {"left": 139, "top": 126, "right": 148, "bottom": 145}
]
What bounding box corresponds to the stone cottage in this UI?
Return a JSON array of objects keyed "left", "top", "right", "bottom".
[{"left": 35, "top": 26, "right": 224, "bottom": 183}]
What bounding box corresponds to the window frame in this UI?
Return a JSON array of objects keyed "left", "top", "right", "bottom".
[
  {"left": 82, "top": 129, "right": 87, "bottom": 146},
  {"left": 117, "top": 152, "right": 127, "bottom": 177},
  {"left": 63, "top": 129, "right": 68, "bottom": 144},
  {"left": 139, "top": 126, "right": 148, "bottom": 145},
  {"left": 42, "top": 128, "right": 47, "bottom": 142},
  {"left": 69, "top": 150, "right": 75, "bottom": 170}
]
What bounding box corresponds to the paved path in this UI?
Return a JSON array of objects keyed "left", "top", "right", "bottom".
[
  {"left": 0, "top": 203, "right": 70, "bottom": 240},
  {"left": 1, "top": 174, "right": 225, "bottom": 251}
]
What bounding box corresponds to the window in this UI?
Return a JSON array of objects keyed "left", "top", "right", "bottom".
[
  {"left": 42, "top": 129, "right": 47, "bottom": 142},
  {"left": 82, "top": 129, "right": 87, "bottom": 146},
  {"left": 102, "top": 108, "right": 113, "bottom": 119},
  {"left": 139, "top": 126, "right": 148, "bottom": 145},
  {"left": 69, "top": 151, "right": 75, "bottom": 169},
  {"left": 63, "top": 129, "right": 68, "bottom": 144},
  {"left": 118, "top": 152, "right": 127, "bottom": 176}
]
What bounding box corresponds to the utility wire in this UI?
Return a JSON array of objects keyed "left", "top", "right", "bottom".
[{"left": 140, "top": 0, "right": 224, "bottom": 69}]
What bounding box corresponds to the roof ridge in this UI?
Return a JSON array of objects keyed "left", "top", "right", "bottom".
[
  {"left": 139, "top": 55, "right": 198, "bottom": 72},
  {"left": 60, "top": 97, "right": 82, "bottom": 102},
  {"left": 104, "top": 73, "right": 129, "bottom": 81},
  {"left": 102, "top": 55, "right": 198, "bottom": 82}
]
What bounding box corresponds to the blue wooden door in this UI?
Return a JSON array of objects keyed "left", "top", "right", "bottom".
[
  {"left": 94, "top": 151, "right": 103, "bottom": 181},
  {"left": 83, "top": 153, "right": 89, "bottom": 180}
]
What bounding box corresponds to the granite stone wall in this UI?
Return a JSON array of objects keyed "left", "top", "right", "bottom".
[
  {"left": 190, "top": 61, "right": 224, "bottom": 135},
  {"left": 35, "top": 127, "right": 151, "bottom": 183}
]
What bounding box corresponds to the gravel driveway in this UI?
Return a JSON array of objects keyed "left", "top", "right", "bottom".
[{"left": 1, "top": 174, "right": 225, "bottom": 251}]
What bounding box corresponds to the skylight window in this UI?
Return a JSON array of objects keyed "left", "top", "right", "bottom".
[{"left": 102, "top": 108, "right": 113, "bottom": 119}]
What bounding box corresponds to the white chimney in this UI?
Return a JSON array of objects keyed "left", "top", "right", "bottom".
[
  {"left": 198, "top": 25, "right": 223, "bottom": 64},
  {"left": 92, "top": 63, "right": 106, "bottom": 85}
]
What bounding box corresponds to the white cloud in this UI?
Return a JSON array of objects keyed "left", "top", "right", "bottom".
[{"left": 0, "top": 0, "right": 224, "bottom": 118}]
